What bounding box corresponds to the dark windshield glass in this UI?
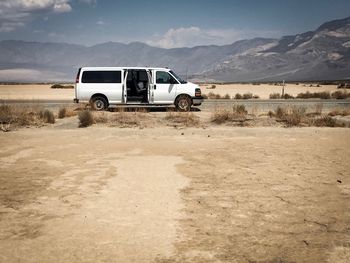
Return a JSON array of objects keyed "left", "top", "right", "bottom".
[{"left": 170, "top": 70, "right": 187, "bottom": 84}]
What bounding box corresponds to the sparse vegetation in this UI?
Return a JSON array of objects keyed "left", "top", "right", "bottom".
[
  {"left": 58, "top": 107, "right": 77, "bottom": 118},
  {"left": 51, "top": 84, "right": 74, "bottom": 89},
  {"left": 269, "top": 106, "right": 342, "bottom": 127},
  {"left": 211, "top": 105, "right": 248, "bottom": 125},
  {"left": 0, "top": 104, "right": 55, "bottom": 131},
  {"left": 234, "top": 93, "right": 243, "bottom": 99},
  {"left": 223, "top": 94, "right": 231, "bottom": 99},
  {"left": 93, "top": 112, "right": 109, "bottom": 123},
  {"left": 208, "top": 92, "right": 221, "bottom": 99},
  {"left": 328, "top": 108, "right": 350, "bottom": 116},
  {"left": 78, "top": 110, "right": 94, "bottom": 127},
  {"left": 234, "top": 93, "right": 258, "bottom": 99},
  {"left": 331, "top": 90, "right": 350, "bottom": 99},
  {"left": 206, "top": 84, "right": 216, "bottom": 89},
  {"left": 165, "top": 112, "right": 200, "bottom": 127},
  {"left": 310, "top": 116, "right": 336, "bottom": 127},
  {"left": 337, "top": 83, "right": 350, "bottom": 89},
  {"left": 111, "top": 111, "right": 142, "bottom": 128},
  {"left": 283, "top": 93, "right": 294, "bottom": 99},
  {"left": 39, "top": 109, "right": 55, "bottom": 124},
  {"left": 203, "top": 92, "right": 231, "bottom": 100},
  {"left": 272, "top": 106, "right": 306, "bottom": 126},
  {"left": 269, "top": 93, "right": 294, "bottom": 99},
  {"left": 269, "top": 93, "right": 281, "bottom": 99},
  {"left": 242, "top": 93, "right": 253, "bottom": 99},
  {"left": 296, "top": 91, "right": 331, "bottom": 99}
]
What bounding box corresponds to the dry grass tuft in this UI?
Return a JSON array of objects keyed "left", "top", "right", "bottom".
[
  {"left": 165, "top": 112, "right": 200, "bottom": 127},
  {"left": 283, "top": 93, "right": 294, "bottom": 99},
  {"left": 58, "top": 107, "right": 77, "bottom": 118},
  {"left": 242, "top": 93, "right": 253, "bottom": 99},
  {"left": 93, "top": 112, "right": 109, "bottom": 123},
  {"left": 309, "top": 116, "right": 336, "bottom": 127},
  {"left": 328, "top": 108, "right": 350, "bottom": 116},
  {"left": 331, "top": 90, "right": 350, "bottom": 99},
  {"left": 234, "top": 93, "right": 243, "bottom": 99},
  {"left": 206, "top": 84, "right": 216, "bottom": 89},
  {"left": 270, "top": 93, "right": 294, "bottom": 99},
  {"left": 39, "top": 109, "right": 55, "bottom": 124},
  {"left": 111, "top": 111, "right": 141, "bottom": 127},
  {"left": 270, "top": 106, "right": 342, "bottom": 127},
  {"left": 211, "top": 105, "right": 248, "bottom": 125},
  {"left": 51, "top": 84, "right": 74, "bottom": 89},
  {"left": 78, "top": 110, "right": 94, "bottom": 127},
  {"left": 269, "top": 93, "right": 281, "bottom": 99},
  {"left": 235, "top": 93, "right": 259, "bottom": 99},
  {"left": 208, "top": 92, "right": 221, "bottom": 99},
  {"left": 223, "top": 93, "right": 231, "bottom": 99},
  {"left": 0, "top": 104, "right": 56, "bottom": 131},
  {"left": 271, "top": 106, "right": 306, "bottom": 126},
  {"left": 296, "top": 91, "right": 331, "bottom": 99}
]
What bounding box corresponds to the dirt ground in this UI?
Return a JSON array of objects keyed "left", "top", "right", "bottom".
[
  {"left": 0, "top": 120, "right": 350, "bottom": 262},
  {"left": 0, "top": 83, "right": 340, "bottom": 101}
]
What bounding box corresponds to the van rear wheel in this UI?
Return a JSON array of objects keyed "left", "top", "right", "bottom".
[
  {"left": 91, "top": 96, "right": 108, "bottom": 111},
  {"left": 176, "top": 95, "right": 192, "bottom": 112}
]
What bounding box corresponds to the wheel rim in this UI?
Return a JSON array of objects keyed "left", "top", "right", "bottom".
[
  {"left": 178, "top": 98, "right": 189, "bottom": 110},
  {"left": 94, "top": 99, "right": 105, "bottom": 110}
]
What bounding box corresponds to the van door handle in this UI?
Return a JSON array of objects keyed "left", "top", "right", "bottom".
[{"left": 154, "top": 85, "right": 156, "bottom": 90}]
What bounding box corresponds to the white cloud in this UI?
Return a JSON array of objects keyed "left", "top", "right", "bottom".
[
  {"left": 96, "top": 20, "right": 105, "bottom": 25},
  {"left": 0, "top": 0, "right": 72, "bottom": 32},
  {"left": 146, "top": 26, "right": 281, "bottom": 48}
]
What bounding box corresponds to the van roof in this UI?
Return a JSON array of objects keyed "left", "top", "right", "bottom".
[{"left": 80, "top": 67, "right": 170, "bottom": 71}]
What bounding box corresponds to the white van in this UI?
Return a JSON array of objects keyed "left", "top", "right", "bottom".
[{"left": 74, "top": 67, "right": 203, "bottom": 111}]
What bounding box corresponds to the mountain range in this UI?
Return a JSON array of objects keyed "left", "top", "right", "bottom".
[{"left": 0, "top": 16, "right": 349, "bottom": 82}]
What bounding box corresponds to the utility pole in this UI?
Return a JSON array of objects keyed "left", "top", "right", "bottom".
[{"left": 282, "top": 80, "right": 285, "bottom": 98}]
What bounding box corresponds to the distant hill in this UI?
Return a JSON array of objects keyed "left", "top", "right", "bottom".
[{"left": 0, "top": 16, "right": 349, "bottom": 82}]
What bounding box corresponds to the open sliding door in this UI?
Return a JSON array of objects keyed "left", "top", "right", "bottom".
[
  {"left": 146, "top": 70, "right": 154, "bottom": 104},
  {"left": 122, "top": 70, "right": 128, "bottom": 103}
]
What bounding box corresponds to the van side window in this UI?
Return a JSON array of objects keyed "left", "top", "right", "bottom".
[
  {"left": 82, "top": 71, "right": 121, "bottom": 83},
  {"left": 156, "top": 71, "right": 177, "bottom": 84}
]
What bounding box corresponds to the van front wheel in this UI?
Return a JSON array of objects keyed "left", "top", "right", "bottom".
[
  {"left": 176, "top": 95, "right": 192, "bottom": 112},
  {"left": 91, "top": 96, "right": 108, "bottom": 111}
]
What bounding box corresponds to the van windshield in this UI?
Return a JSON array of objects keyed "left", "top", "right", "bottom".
[{"left": 170, "top": 70, "right": 187, "bottom": 84}]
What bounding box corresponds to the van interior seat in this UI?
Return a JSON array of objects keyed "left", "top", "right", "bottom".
[{"left": 127, "top": 69, "right": 148, "bottom": 102}]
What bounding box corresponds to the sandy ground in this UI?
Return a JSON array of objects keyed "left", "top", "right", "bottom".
[
  {"left": 200, "top": 83, "right": 339, "bottom": 99},
  {"left": 0, "top": 84, "right": 74, "bottom": 100},
  {"left": 0, "top": 83, "right": 340, "bottom": 100},
  {"left": 0, "top": 119, "right": 350, "bottom": 262}
]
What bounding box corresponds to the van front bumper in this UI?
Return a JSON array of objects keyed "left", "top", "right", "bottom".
[{"left": 192, "top": 96, "right": 203, "bottom": 106}]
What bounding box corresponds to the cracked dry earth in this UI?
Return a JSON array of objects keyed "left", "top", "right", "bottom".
[{"left": 0, "top": 126, "right": 349, "bottom": 263}]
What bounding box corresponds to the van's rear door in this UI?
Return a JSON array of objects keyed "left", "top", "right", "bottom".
[{"left": 122, "top": 70, "right": 128, "bottom": 103}]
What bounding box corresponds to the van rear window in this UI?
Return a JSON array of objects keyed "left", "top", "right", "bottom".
[{"left": 82, "top": 71, "right": 121, "bottom": 83}]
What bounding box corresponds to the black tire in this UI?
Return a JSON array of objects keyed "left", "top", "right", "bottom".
[
  {"left": 176, "top": 95, "right": 192, "bottom": 112},
  {"left": 91, "top": 96, "right": 108, "bottom": 111}
]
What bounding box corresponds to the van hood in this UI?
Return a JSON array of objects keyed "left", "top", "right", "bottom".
[{"left": 186, "top": 82, "right": 200, "bottom": 89}]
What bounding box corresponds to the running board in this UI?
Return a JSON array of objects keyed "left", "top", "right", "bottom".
[{"left": 108, "top": 104, "right": 173, "bottom": 108}]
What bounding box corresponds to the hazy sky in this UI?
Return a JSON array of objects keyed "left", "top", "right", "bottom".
[{"left": 0, "top": 0, "right": 349, "bottom": 48}]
